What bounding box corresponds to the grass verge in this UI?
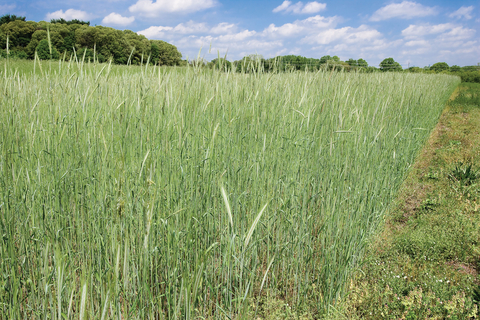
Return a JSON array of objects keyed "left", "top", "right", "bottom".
[{"left": 339, "top": 83, "right": 480, "bottom": 319}]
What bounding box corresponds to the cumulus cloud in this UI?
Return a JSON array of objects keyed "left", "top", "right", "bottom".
[
  {"left": 138, "top": 21, "right": 231, "bottom": 38},
  {"left": 210, "top": 23, "right": 237, "bottom": 34},
  {"left": 137, "top": 8, "right": 476, "bottom": 67},
  {"left": 263, "top": 23, "right": 305, "bottom": 38},
  {"left": 449, "top": 6, "right": 474, "bottom": 20},
  {"left": 215, "top": 30, "right": 256, "bottom": 42},
  {"left": 173, "top": 21, "right": 209, "bottom": 34},
  {"left": 168, "top": 31, "right": 280, "bottom": 61},
  {"left": 438, "top": 26, "right": 476, "bottom": 41},
  {"left": 262, "top": 15, "right": 339, "bottom": 38},
  {"left": 273, "top": 1, "right": 291, "bottom": 12},
  {"left": 46, "top": 9, "right": 90, "bottom": 21},
  {"left": 0, "top": 4, "right": 16, "bottom": 15},
  {"left": 138, "top": 15, "right": 385, "bottom": 62},
  {"left": 404, "top": 40, "right": 429, "bottom": 47},
  {"left": 102, "top": 13, "right": 135, "bottom": 26},
  {"left": 273, "top": 1, "right": 326, "bottom": 14},
  {"left": 370, "top": 1, "right": 437, "bottom": 21},
  {"left": 402, "top": 23, "right": 455, "bottom": 38},
  {"left": 302, "top": 25, "right": 383, "bottom": 45},
  {"left": 399, "top": 22, "right": 478, "bottom": 66},
  {"left": 401, "top": 23, "right": 475, "bottom": 41},
  {"left": 302, "top": 15, "right": 340, "bottom": 28},
  {"left": 129, "top": 0, "right": 217, "bottom": 17},
  {"left": 137, "top": 26, "right": 174, "bottom": 39}
]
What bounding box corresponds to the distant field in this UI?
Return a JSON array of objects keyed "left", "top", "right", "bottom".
[
  {"left": 0, "top": 59, "right": 459, "bottom": 318},
  {"left": 0, "top": 58, "right": 183, "bottom": 76}
]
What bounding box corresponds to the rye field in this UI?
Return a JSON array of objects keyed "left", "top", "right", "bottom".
[{"left": 0, "top": 59, "right": 459, "bottom": 319}]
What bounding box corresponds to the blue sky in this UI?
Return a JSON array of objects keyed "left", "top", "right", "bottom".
[{"left": 2, "top": 0, "right": 479, "bottom": 67}]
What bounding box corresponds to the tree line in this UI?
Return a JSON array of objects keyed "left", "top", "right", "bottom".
[
  {"left": 201, "top": 55, "right": 406, "bottom": 73},
  {"left": 203, "top": 55, "right": 479, "bottom": 83},
  {"left": 203, "top": 54, "right": 374, "bottom": 73},
  {"left": 0, "top": 14, "right": 183, "bottom": 66}
]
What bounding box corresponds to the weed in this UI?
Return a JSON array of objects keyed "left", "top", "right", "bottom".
[{"left": 449, "top": 162, "right": 478, "bottom": 186}]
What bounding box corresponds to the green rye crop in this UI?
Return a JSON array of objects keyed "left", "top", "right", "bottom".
[{"left": 0, "top": 59, "right": 459, "bottom": 318}]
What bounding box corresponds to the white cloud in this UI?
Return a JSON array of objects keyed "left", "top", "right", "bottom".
[
  {"left": 370, "top": 1, "right": 437, "bottom": 21},
  {"left": 139, "top": 15, "right": 385, "bottom": 62},
  {"left": 405, "top": 40, "right": 429, "bottom": 47},
  {"left": 0, "top": 4, "right": 16, "bottom": 15},
  {"left": 449, "top": 6, "right": 474, "bottom": 20},
  {"left": 302, "top": 25, "right": 383, "bottom": 45},
  {"left": 438, "top": 26, "right": 476, "bottom": 41},
  {"left": 401, "top": 23, "right": 475, "bottom": 42},
  {"left": 137, "top": 8, "right": 477, "bottom": 67},
  {"left": 173, "top": 33, "right": 280, "bottom": 59},
  {"left": 273, "top": 1, "right": 291, "bottom": 12},
  {"left": 215, "top": 30, "right": 257, "bottom": 42},
  {"left": 302, "top": 2, "right": 326, "bottom": 14},
  {"left": 273, "top": 1, "right": 326, "bottom": 14},
  {"left": 138, "top": 21, "right": 235, "bottom": 39},
  {"left": 263, "top": 23, "right": 305, "bottom": 38},
  {"left": 262, "top": 15, "right": 339, "bottom": 38},
  {"left": 398, "top": 22, "right": 478, "bottom": 66},
  {"left": 400, "top": 47, "right": 431, "bottom": 56},
  {"left": 137, "top": 26, "right": 174, "bottom": 38},
  {"left": 402, "top": 23, "right": 455, "bottom": 38},
  {"left": 46, "top": 9, "right": 90, "bottom": 21},
  {"left": 129, "top": 0, "right": 217, "bottom": 17},
  {"left": 303, "top": 15, "right": 340, "bottom": 28},
  {"left": 210, "top": 23, "right": 237, "bottom": 34},
  {"left": 102, "top": 13, "right": 135, "bottom": 26},
  {"left": 173, "top": 21, "right": 209, "bottom": 34}
]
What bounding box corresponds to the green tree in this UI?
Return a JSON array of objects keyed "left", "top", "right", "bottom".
[
  {"left": 49, "top": 23, "right": 73, "bottom": 54},
  {"left": 150, "top": 42, "right": 160, "bottom": 64},
  {"left": 0, "top": 14, "right": 26, "bottom": 26},
  {"left": 36, "top": 39, "right": 59, "bottom": 60},
  {"left": 0, "top": 18, "right": 182, "bottom": 65},
  {"left": 462, "top": 66, "right": 479, "bottom": 72},
  {"left": 357, "top": 58, "right": 368, "bottom": 67},
  {"left": 275, "top": 55, "right": 321, "bottom": 71},
  {"left": 450, "top": 65, "right": 461, "bottom": 72},
  {"left": 0, "top": 20, "right": 35, "bottom": 47},
  {"left": 123, "top": 30, "right": 150, "bottom": 64},
  {"left": 407, "top": 67, "right": 422, "bottom": 73},
  {"left": 379, "top": 57, "right": 402, "bottom": 72},
  {"left": 210, "top": 58, "right": 232, "bottom": 71},
  {"left": 430, "top": 62, "right": 449, "bottom": 72},
  {"left": 319, "top": 55, "right": 332, "bottom": 64},
  {"left": 0, "top": 29, "right": 6, "bottom": 49},
  {"left": 25, "top": 30, "right": 47, "bottom": 58},
  {"left": 151, "top": 40, "right": 182, "bottom": 66},
  {"left": 235, "top": 54, "right": 265, "bottom": 73},
  {"left": 347, "top": 58, "right": 357, "bottom": 66},
  {"left": 50, "top": 18, "right": 89, "bottom": 26}
]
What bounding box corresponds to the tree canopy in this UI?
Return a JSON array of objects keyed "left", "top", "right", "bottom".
[
  {"left": 50, "top": 18, "right": 90, "bottom": 26},
  {"left": 0, "top": 15, "right": 183, "bottom": 65},
  {"left": 430, "top": 62, "right": 449, "bottom": 72},
  {"left": 379, "top": 58, "right": 402, "bottom": 72},
  {"left": 36, "top": 39, "right": 59, "bottom": 60},
  {"left": 221, "top": 54, "right": 372, "bottom": 73},
  {"left": 450, "top": 65, "right": 461, "bottom": 72},
  {"left": 0, "top": 14, "right": 26, "bottom": 26}
]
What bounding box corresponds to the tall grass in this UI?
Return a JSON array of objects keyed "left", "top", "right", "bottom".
[{"left": 0, "top": 60, "right": 459, "bottom": 318}]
